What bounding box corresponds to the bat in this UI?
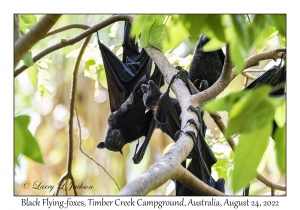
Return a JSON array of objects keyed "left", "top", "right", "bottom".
[{"left": 96, "top": 22, "right": 164, "bottom": 158}]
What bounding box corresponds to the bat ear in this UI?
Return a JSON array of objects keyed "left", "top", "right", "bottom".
[{"left": 97, "top": 142, "right": 106, "bottom": 149}]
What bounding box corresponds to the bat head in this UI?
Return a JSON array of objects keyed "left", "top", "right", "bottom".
[
  {"left": 141, "top": 80, "right": 161, "bottom": 113},
  {"left": 97, "top": 129, "right": 124, "bottom": 155}
]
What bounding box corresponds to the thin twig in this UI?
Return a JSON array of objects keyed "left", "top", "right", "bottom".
[
  {"left": 243, "top": 69, "right": 267, "bottom": 73},
  {"left": 246, "top": 15, "right": 252, "bottom": 23},
  {"left": 14, "top": 14, "right": 134, "bottom": 77},
  {"left": 75, "top": 108, "right": 120, "bottom": 191},
  {"left": 242, "top": 72, "right": 258, "bottom": 80},
  {"left": 44, "top": 24, "right": 90, "bottom": 38},
  {"left": 271, "top": 188, "right": 275, "bottom": 196},
  {"left": 243, "top": 75, "right": 249, "bottom": 88},
  {"left": 53, "top": 35, "right": 92, "bottom": 196}
]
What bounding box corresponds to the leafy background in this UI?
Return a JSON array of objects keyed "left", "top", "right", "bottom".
[{"left": 14, "top": 14, "right": 285, "bottom": 195}]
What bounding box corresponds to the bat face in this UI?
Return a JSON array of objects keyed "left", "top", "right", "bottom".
[
  {"left": 97, "top": 129, "right": 124, "bottom": 155},
  {"left": 141, "top": 80, "right": 161, "bottom": 113}
]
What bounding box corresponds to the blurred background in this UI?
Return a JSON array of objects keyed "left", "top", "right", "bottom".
[{"left": 14, "top": 15, "right": 285, "bottom": 195}]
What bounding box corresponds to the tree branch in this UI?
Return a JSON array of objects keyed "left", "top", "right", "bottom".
[
  {"left": 118, "top": 45, "right": 232, "bottom": 195},
  {"left": 242, "top": 48, "right": 286, "bottom": 70},
  {"left": 53, "top": 35, "right": 92, "bottom": 196},
  {"left": 14, "top": 14, "right": 135, "bottom": 77},
  {"left": 14, "top": 14, "right": 61, "bottom": 69},
  {"left": 120, "top": 45, "right": 287, "bottom": 195},
  {"left": 44, "top": 24, "right": 90, "bottom": 37}
]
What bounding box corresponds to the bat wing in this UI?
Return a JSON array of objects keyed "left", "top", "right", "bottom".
[
  {"left": 245, "top": 64, "right": 286, "bottom": 95},
  {"left": 97, "top": 22, "right": 152, "bottom": 112}
]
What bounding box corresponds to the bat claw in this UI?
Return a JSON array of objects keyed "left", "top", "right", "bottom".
[{"left": 174, "top": 130, "right": 184, "bottom": 141}]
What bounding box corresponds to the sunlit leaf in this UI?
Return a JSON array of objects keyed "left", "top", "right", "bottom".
[
  {"left": 19, "top": 14, "right": 37, "bottom": 33},
  {"left": 231, "top": 123, "right": 271, "bottom": 193},
  {"left": 202, "top": 38, "right": 225, "bottom": 52},
  {"left": 280, "top": 35, "right": 286, "bottom": 48},
  {"left": 22, "top": 51, "right": 34, "bottom": 67},
  {"left": 225, "top": 86, "right": 272, "bottom": 137},
  {"left": 203, "top": 91, "right": 246, "bottom": 113},
  {"left": 229, "top": 31, "right": 246, "bottom": 73},
  {"left": 163, "top": 20, "right": 189, "bottom": 51},
  {"left": 131, "top": 15, "right": 165, "bottom": 42},
  {"left": 274, "top": 125, "right": 286, "bottom": 174},
  {"left": 97, "top": 64, "right": 107, "bottom": 89},
  {"left": 274, "top": 100, "right": 286, "bottom": 128},
  {"left": 14, "top": 115, "right": 44, "bottom": 165},
  {"left": 180, "top": 14, "right": 206, "bottom": 41},
  {"left": 27, "top": 64, "right": 38, "bottom": 89},
  {"left": 255, "top": 26, "right": 278, "bottom": 52},
  {"left": 149, "top": 22, "right": 167, "bottom": 51},
  {"left": 205, "top": 15, "right": 226, "bottom": 42},
  {"left": 140, "top": 21, "right": 155, "bottom": 48},
  {"left": 85, "top": 59, "right": 96, "bottom": 71},
  {"left": 249, "top": 14, "right": 268, "bottom": 43},
  {"left": 269, "top": 14, "right": 286, "bottom": 37}
]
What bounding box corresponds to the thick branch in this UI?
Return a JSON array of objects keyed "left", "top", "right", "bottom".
[
  {"left": 14, "top": 14, "right": 135, "bottom": 77},
  {"left": 118, "top": 46, "right": 232, "bottom": 195},
  {"left": 14, "top": 14, "right": 61, "bottom": 69},
  {"left": 118, "top": 134, "right": 224, "bottom": 195}
]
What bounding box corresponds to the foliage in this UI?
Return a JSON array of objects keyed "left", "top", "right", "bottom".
[
  {"left": 14, "top": 14, "right": 286, "bottom": 195},
  {"left": 203, "top": 86, "right": 286, "bottom": 193},
  {"left": 131, "top": 14, "right": 286, "bottom": 73},
  {"left": 14, "top": 115, "right": 44, "bottom": 166}
]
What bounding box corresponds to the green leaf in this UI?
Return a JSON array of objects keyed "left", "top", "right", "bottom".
[
  {"left": 225, "top": 86, "right": 273, "bottom": 137},
  {"left": 274, "top": 100, "right": 286, "bottom": 128},
  {"left": 280, "top": 36, "right": 286, "bottom": 48},
  {"left": 20, "top": 14, "right": 37, "bottom": 29},
  {"left": 23, "top": 51, "right": 34, "bottom": 67},
  {"left": 203, "top": 91, "right": 246, "bottom": 113},
  {"left": 149, "top": 22, "right": 167, "bottom": 51},
  {"left": 274, "top": 126, "right": 286, "bottom": 174},
  {"left": 255, "top": 26, "right": 278, "bottom": 52},
  {"left": 14, "top": 115, "right": 44, "bottom": 165},
  {"left": 205, "top": 15, "right": 226, "bottom": 42},
  {"left": 97, "top": 64, "right": 107, "bottom": 88},
  {"left": 231, "top": 122, "right": 272, "bottom": 193},
  {"left": 230, "top": 38, "right": 246, "bottom": 73},
  {"left": 140, "top": 21, "right": 156, "bottom": 48},
  {"left": 85, "top": 59, "right": 96, "bottom": 71},
  {"left": 163, "top": 20, "right": 189, "bottom": 51},
  {"left": 249, "top": 15, "right": 268, "bottom": 42},
  {"left": 202, "top": 38, "right": 225, "bottom": 52},
  {"left": 269, "top": 14, "right": 286, "bottom": 37},
  {"left": 131, "top": 15, "right": 165, "bottom": 42},
  {"left": 27, "top": 64, "right": 39, "bottom": 89},
  {"left": 231, "top": 15, "right": 249, "bottom": 51},
  {"left": 180, "top": 14, "right": 207, "bottom": 41}
]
